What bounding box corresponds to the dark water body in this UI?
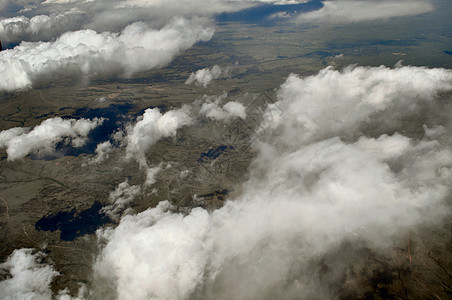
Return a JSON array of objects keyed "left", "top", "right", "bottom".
[
  {"left": 30, "top": 103, "right": 132, "bottom": 160},
  {"left": 198, "top": 145, "right": 233, "bottom": 162},
  {"left": 200, "top": 189, "right": 230, "bottom": 198},
  {"left": 35, "top": 202, "right": 112, "bottom": 241},
  {"left": 216, "top": 0, "right": 323, "bottom": 26},
  {"left": 1, "top": 42, "right": 19, "bottom": 50}
]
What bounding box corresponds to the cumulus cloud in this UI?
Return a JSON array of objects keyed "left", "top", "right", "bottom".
[
  {"left": 0, "top": 248, "right": 59, "bottom": 300},
  {"left": 259, "top": 65, "right": 452, "bottom": 148},
  {"left": 0, "top": 117, "right": 103, "bottom": 161},
  {"left": 125, "top": 106, "right": 193, "bottom": 167},
  {"left": 87, "top": 140, "right": 113, "bottom": 164},
  {"left": 91, "top": 65, "right": 452, "bottom": 299},
  {"left": 297, "top": 0, "right": 434, "bottom": 23},
  {"left": 0, "top": 10, "right": 86, "bottom": 43},
  {"left": 199, "top": 94, "right": 246, "bottom": 121},
  {"left": 185, "top": 65, "right": 227, "bottom": 87},
  {"left": 0, "top": 17, "right": 214, "bottom": 92},
  {"left": 102, "top": 181, "right": 142, "bottom": 221}
]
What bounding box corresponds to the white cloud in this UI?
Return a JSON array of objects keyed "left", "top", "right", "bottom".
[
  {"left": 102, "top": 181, "right": 142, "bottom": 221},
  {"left": 93, "top": 201, "right": 210, "bottom": 300},
  {"left": 0, "top": 117, "right": 103, "bottom": 161},
  {"left": 125, "top": 106, "right": 193, "bottom": 167},
  {"left": 0, "top": 10, "right": 86, "bottom": 43},
  {"left": 144, "top": 165, "right": 161, "bottom": 187},
  {"left": 199, "top": 94, "right": 246, "bottom": 121},
  {"left": 0, "top": 249, "right": 59, "bottom": 300},
  {"left": 92, "top": 65, "right": 452, "bottom": 299},
  {"left": 0, "top": 17, "right": 214, "bottom": 92},
  {"left": 185, "top": 65, "right": 226, "bottom": 87},
  {"left": 259, "top": 65, "right": 452, "bottom": 149},
  {"left": 354, "top": 133, "right": 412, "bottom": 160},
  {"left": 297, "top": 0, "right": 434, "bottom": 24},
  {"left": 88, "top": 140, "right": 113, "bottom": 164}
]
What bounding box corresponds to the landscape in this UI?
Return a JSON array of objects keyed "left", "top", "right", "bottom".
[{"left": 0, "top": 0, "right": 451, "bottom": 299}]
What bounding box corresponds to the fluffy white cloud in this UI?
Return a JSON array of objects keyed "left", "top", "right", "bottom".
[
  {"left": 102, "top": 181, "right": 142, "bottom": 221},
  {"left": 92, "top": 65, "right": 452, "bottom": 299},
  {"left": 0, "top": 17, "right": 214, "bottom": 92},
  {"left": 297, "top": 0, "right": 434, "bottom": 23},
  {"left": 0, "top": 0, "right": 307, "bottom": 39},
  {"left": 0, "top": 117, "right": 103, "bottom": 161},
  {"left": 199, "top": 94, "right": 246, "bottom": 121},
  {"left": 354, "top": 133, "right": 412, "bottom": 160},
  {"left": 0, "top": 10, "right": 86, "bottom": 43},
  {"left": 185, "top": 65, "right": 226, "bottom": 87},
  {"left": 125, "top": 106, "right": 193, "bottom": 167},
  {"left": 0, "top": 249, "right": 59, "bottom": 300},
  {"left": 87, "top": 140, "right": 113, "bottom": 164},
  {"left": 259, "top": 65, "right": 452, "bottom": 149}
]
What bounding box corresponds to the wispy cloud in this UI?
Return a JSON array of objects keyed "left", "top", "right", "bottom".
[{"left": 297, "top": 0, "right": 434, "bottom": 23}]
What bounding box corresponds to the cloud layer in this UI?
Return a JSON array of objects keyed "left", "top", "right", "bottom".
[
  {"left": 0, "top": 17, "right": 214, "bottom": 92},
  {"left": 297, "top": 0, "right": 434, "bottom": 23},
  {"left": 0, "top": 117, "right": 103, "bottom": 161},
  {"left": 91, "top": 65, "right": 452, "bottom": 299}
]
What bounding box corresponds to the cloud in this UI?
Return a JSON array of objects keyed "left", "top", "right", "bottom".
[
  {"left": 0, "top": 17, "right": 214, "bottom": 92},
  {"left": 0, "top": 248, "right": 59, "bottom": 300},
  {"left": 125, "top": 106, "right": 193, "bottom": 167},
  {"left": 91, "top": 65, "right": 452, "bottom": 299},
  {"left": 0, "top": 0, "right": 304, "bottom": 39},
  {"left": 185, "top": 65, "right": 227, "bottom": 87},
  {"left": 0, "top": 117, "right": 103, "bottom": 161},
  {"left": 83, "top": 140, "right": 114, "bottom": 166},
  {"left": 144, "top": 165, "right": 161, "bottom": 187},
  {"left": 0, "top": 10, "right": 86, "bottom": 43},
  {"left": 101, "top": 181, "right": 142, "bottom": 221},
  {"left": 259, "top": 65, "right": 452, "bottom": 148},
  {"left": 199, "top": 94, "right": 247, "bottom": 121},
  {"left": 90, "top": 140, "right": 114, "bottom": 164},
  {"left": 296, "top": 0, "right": 434, "bottom": 24}
]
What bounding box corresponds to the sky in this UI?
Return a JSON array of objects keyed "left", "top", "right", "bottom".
[{"left": 0, "top": 0, "right": 451, "bottom": 299}]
